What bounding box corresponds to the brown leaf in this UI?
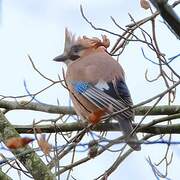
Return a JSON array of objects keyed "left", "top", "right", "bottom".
[
  {"left": 140, "top": 0, "right": 150, "bottom": 10},
  {"left": 6, "top": 137, "right": 34, "bottom": 149},
  {"left": 88, "top": 140, "right": 98, "bottom": 158},
  {"left": 37, "top": 134, "right": 52, "bottom": 155}
]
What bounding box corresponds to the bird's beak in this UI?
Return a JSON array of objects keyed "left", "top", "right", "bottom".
[{"left": 53, "top": 54, "right": 68, "bottom": 62}]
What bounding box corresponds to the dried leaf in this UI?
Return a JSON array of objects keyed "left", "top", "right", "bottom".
[
  {"left": 6, "top": 137, "right": 34, "bottom": 149},
  {"left": 140, "top": 0, "right": 150, "bottom": 10},
  {"left": 37, "top": 134, "right": 52, "bottom": 155},
  {"left": 88, "top": 140, "right": 98, "bottom": 158},
  {"left": 88, "top": 108, "right": 107, "bottom": 124},
  {"left": 88, "top": 146, "right": 98, "bottom": 158}
]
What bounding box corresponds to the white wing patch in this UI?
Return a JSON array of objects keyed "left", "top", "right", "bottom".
[{"left": 95, "top": 80, "right": 109, "bottom": 91}]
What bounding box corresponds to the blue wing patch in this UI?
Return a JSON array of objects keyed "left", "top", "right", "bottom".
[{"left": 73, "top": 81, "right": 91, "bottom": 94}]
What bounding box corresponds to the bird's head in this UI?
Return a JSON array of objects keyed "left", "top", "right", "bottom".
[{"left": 53, "top": 28, "right": 110, "bottom": 65}]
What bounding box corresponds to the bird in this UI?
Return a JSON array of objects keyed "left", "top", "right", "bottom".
[{"left": 53, "top": 28, "right": 141, "bottom": 151}]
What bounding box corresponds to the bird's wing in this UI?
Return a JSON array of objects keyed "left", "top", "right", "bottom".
[
  {"left": 103, "top": 79, "right": 133, "bottom": 106},
  {"left": 70, "top": 73, "right": 140, "bottom": 150},
  {"left": 71, "top": 79, "right": 133, "bottom": 120}
]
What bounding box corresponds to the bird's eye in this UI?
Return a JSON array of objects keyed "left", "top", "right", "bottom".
[
  {"left": 73, "top": 47, "right": 79, "bottom": 53},
  {"left": 71, "top": 45, "right": 82, "bottom": 53}
]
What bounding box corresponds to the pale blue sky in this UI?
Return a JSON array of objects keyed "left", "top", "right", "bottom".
[{"left": 0, "top": 0, "right": 180, "bottom": 180}]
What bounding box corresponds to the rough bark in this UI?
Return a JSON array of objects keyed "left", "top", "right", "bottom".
[
  {"left": 0, "top": 170, "right": 12, "bottom": 180},
  {"left": 0, "top": 111, "right": 55, "bottom": 180}
]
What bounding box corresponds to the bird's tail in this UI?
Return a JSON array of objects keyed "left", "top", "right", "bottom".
[{"left": 117, "top": 116, "right": 141, "bottom": 151}]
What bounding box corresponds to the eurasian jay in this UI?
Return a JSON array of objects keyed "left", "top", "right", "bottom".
[{"left": 53, "top": 29, "right": 141, "bottom": 151}]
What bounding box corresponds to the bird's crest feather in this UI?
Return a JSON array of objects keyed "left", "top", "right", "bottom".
[{"left": 64, "top": 28, "right": 110, "bottom": 51}]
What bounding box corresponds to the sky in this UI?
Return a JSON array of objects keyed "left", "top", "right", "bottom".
[{"left": 0, "top": 0, "right": 180, "bottom": 180}]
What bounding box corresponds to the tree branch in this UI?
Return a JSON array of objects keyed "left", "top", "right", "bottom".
[
  {"left": 0, "top": 100, "right": 180, "bottom": 115},
  {"left": 0, "top": 111, "right": 54, "bottom": 180},
  {"left": 149, "top": 0, "right": 180, "bottom": 38},
  {"left": 0, "top": 170, "right": 12, "bottom": 180},
  {"left": 14, "top": 117, "right": 180, "bottom": 135},
  {"left": 126, "top": 0, "right": 180, "bottom": 28}
]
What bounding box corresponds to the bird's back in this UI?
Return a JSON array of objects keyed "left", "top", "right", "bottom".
[{"left": 66, "top": 48, "right": 125, "bottom": 84}]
